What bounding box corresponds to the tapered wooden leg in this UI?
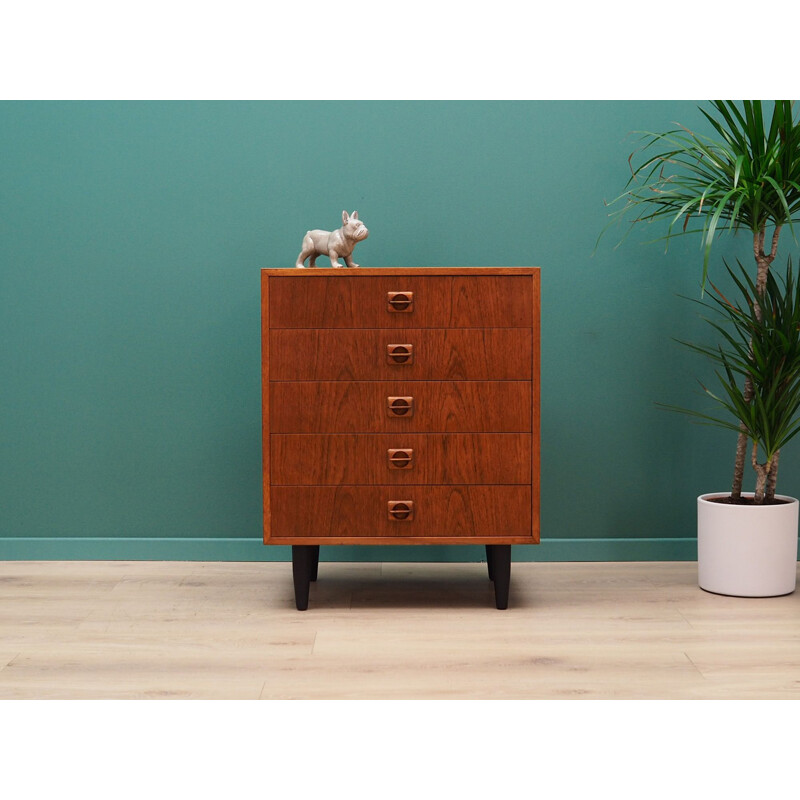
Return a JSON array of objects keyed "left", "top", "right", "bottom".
[
  {"left": 310, "top": 545, "right": 320, "bottom": 582},
  {"left": 485, "top": 545, "right": 495, "bottom": 581},
  {"left": 488, "top": 545, "right": 511, "bottom": 610},
  {"left": 292, "top": 545, "right": 315, "bottom": 610}
]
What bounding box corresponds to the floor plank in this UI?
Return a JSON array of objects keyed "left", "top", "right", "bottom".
[{"left": 0, "top": 560, "right": 798, "bottom": 699}]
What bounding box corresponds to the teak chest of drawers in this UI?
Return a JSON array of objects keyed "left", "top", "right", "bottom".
[{"left": 261, "top": 267, "right": 540, "bottom": 609}]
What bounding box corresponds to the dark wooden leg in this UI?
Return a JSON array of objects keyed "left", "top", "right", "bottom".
[
  {"left": 488, "top": 545, "right": 511, "bottom": 610},
  {"left": 485, "top": 545, "right": 495, "bottom": 581},
  {"left": 292, "top": 545, "right": 315, "bottom": 611},
  {"left": 310, "top": 545, "right": 320, "bottom": 582}
]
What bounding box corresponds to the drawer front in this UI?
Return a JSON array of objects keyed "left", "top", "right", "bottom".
[
  {"left": 270, "top": 381, "right": 532, "bottom": 433},
  {"left": 269, "top": 275, "right": 533, "bottom": 328},
  {"left": 270, "top": 485, "right": 532, "bottom": 539},
  {"left": 269, "top": 328, "right": 532, "bottom": 381},
  {"left": 271, "top": 433, "right": 532, "bottom": 485}
]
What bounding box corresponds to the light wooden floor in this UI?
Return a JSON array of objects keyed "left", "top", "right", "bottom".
[{"left": 1, "top": 560, "right": 799, "bottom": 699}]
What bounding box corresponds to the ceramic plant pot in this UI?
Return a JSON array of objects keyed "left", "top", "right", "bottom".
[{"left": 697, "top": 493, "right": 799, "bottom": 597}]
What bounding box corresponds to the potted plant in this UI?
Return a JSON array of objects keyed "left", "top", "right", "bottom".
[
  {"left": 603, "top": 100, "right": 800, "bottom": 596},
  {"left": 670, "top": 260, "right": 800, "bottom": 595}
]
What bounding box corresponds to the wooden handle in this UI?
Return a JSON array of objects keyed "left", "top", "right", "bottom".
[
  {"left": 386, "top": 396, "right": 414, "bottom": 418},
  {"left": 388, "top": 500, "right": 414, "bottom": 521},
  {"left": 386, "top": 344, "right": 414, "bottom": 365},
  {"left": 387, "top": 291, "right": 414, "bottom": 312},
  {"left": 387, "top": 448, "right": 414, "bottom": 469}
]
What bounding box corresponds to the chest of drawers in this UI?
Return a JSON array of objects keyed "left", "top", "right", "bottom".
[{"left": 261, "top": 267, "right": 540, "bottom": 609}]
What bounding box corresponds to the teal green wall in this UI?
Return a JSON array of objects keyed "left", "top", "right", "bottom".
[{"left": 3, "top": 101, "right": 789, "bottom": 561}]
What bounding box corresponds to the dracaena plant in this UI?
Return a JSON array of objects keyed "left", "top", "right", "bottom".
[
  {"left": 664, "top": 259, "right": 800, "bottom": 503},
  {"left": 602, "top": 100, "right": 800, "bottom": 499}
]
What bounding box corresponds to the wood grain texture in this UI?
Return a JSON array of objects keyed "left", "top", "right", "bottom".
[
  {"left": 261, "top": 268, "right": 540, "bottom": 552},
  {"left": 268, "top": 485, "right": 532, "bottom": 540},
  {"left": 269, "top": 328, "right": 532, "bottom": 381},
  {"left": 268, "top": 275, "right": 533, "bottom": 328},
  {"left": 270, "top": 381, "right": 532, "bottom": 433},
  {"left": 3, "top": 561, "right": 799, "bottom": 699},
  {"left": 270, "top": 433, "right": 532, "bottom": 485}
]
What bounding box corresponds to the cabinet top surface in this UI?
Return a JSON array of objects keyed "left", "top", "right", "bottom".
[{"left": 261, "top": 267, "right": 539, "bottom": 277}]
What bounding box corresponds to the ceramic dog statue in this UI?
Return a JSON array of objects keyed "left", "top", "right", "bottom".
[{"left": 295, "top": 210, "right": 368, "bottom": 268}]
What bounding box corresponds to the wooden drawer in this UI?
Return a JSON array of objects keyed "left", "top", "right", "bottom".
[
  {"left": 270, "top": 381, "right": 532, "bottom": 433},
  {"left": 271, "top": 433, "right": 532, "bottom": 485},
  {"left": 269, "top": 328, "right": 532, "bottom": 381},
  {"left": 268, "top": 274, "right": 533, "bottom": 328},
  {"left": 269, "top": 485, "right": 534, "bottom": 541}
]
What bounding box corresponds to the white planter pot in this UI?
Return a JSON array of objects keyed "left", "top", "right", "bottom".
[{"left": 697, "top": 493, "right": 799, "bottom": 597}]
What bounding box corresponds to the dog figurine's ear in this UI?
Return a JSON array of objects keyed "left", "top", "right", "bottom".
[
  {"left": 342, "top": 210, "right": 350, "bottom": 224},
  {"left": 351, "top": 210, "right": 358, "bottom": 220}
]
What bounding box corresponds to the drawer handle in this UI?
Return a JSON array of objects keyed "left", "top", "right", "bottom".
[
  {"left": 387, "top": 291, "right": 414, "bottom": 312},
  {"left": 388, "top": 448, "right": 414, "bottom": 469},
  {"left": 388, "top": 500, "right": 414, "bottom": 521},
  {"left": 386, "top": 344, "right": 414, "bottom": 365},
  {"left": 387, "top": 396, "right": 414, "bottom": 418}
]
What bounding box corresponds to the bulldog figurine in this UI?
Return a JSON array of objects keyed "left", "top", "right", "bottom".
[{"left": 295, "top": 210, "right": 368, "bottom": 268}]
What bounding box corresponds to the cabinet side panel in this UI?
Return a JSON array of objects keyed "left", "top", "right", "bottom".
[
  {"left": 532, "top": 270, "right": 541, "bottom": 543},
  {"left": 261, "top": 272, "right": 271, "bottom": 542}
]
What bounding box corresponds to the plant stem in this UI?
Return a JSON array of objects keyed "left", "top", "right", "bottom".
[
  {"left": 766, "top": 449, "right": 780, "bottom": 501},
  {"left": 751, "top": 441, "right": 772, "bottom": 504},
  {"left": 731, "top": 409, "right": 751, "bottom": 499},
  {"left": 731, "top": 225, "right": 782, "bottom": 498}
]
